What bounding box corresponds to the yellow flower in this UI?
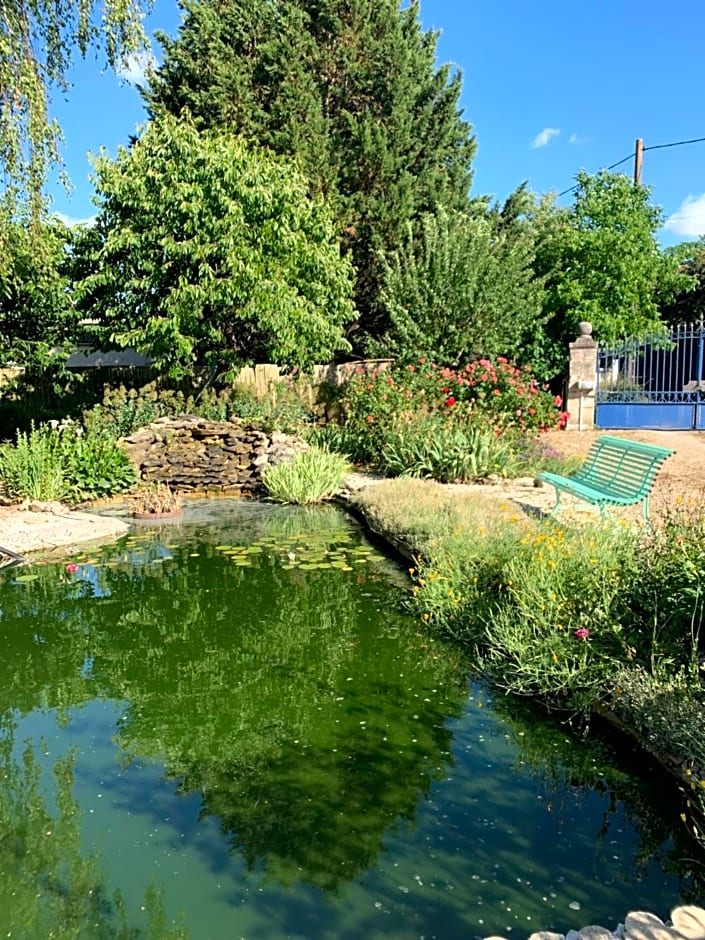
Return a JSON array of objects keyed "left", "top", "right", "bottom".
[
  {"left": 552, "top": 653, "right": 558, "bottom": 662},
  {"left": 422, "top": 613, "right": 430, "bottom": 621},
  {"left": 680, "top": 812, "right": 687, "bottom": 822}
]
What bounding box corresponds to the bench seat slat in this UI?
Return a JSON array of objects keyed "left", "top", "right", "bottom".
[{"left": 538, "top": 435, "right": 675, "bottom": 523}]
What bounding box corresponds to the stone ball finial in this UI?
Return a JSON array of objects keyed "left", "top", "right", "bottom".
[{"left": 577, "top": 321, "right": 593, "bottom": 337}]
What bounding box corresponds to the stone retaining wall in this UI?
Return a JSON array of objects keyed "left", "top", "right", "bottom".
[{"left": 120, "top": 415, "right": 307, "bottom": 494}]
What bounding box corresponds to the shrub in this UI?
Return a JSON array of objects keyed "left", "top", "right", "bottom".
[
  {"left": 340, "top": 356, "right": 568, "bottom": 467},
  {"left": 261, "top": 446, "right": 350, "bottom": 505},
  {"left": 63, "top": 429, "right": 137, "bottom": 502},
  {"left": 0, "top": 422, "right": 137, "bottom": 504},
  {"left": 0, "top": 424, "right": 67, "bottom": 501}
]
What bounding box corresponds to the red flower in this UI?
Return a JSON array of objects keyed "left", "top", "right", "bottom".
[
  {"left": 366, "top": 415, "right": 375, "bottom": 423},
  {"left": 445, "top": 396, "right": 456, "bottom": 407}
]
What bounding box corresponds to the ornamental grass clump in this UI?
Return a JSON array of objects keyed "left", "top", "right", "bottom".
[
  {"left": 261, "top": 445, "right": 350, "bottom": 505},
  {"left": 377, "top": 418, "right": 523, "bottom": 482},
  {"left": 0, "top": 423, "right": 67, "bottom": 501}
]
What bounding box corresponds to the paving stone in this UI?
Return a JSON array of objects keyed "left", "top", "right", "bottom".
[{"left": 528, "top": 932, "right": 565, "bottom": 940}]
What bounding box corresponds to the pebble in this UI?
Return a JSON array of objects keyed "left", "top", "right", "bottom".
[{"left": 484, "top": 906, "right": 705, "bottom": 940}]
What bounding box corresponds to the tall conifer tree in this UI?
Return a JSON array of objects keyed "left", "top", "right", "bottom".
[{"left": 145, "top": 0, "right": 476, "bottom": 347}]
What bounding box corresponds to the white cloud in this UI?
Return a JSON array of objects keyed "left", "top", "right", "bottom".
[
  {"left": 116, "top": 49, "right": 156, "bottom": 85},
  {"left": 531, "top": 127, "right": 560, "bottom": 149},
  {"left": 54, "top": 212, "right": 96, "bottom": 228},
  {"left": 664, "top": 194, "right": 705, "bottom": 237}
]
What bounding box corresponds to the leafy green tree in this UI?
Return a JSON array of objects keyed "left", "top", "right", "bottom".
[
  {"left": 376, "top": 189, "right": 546, "bottom": 366},
  {"left": 658, "top": 239, "right": 705, "bottom": 325},
  {"left": 75, "top": 115, "right": 357, "bottom": 376},
  {"left": 533, "top": 171, "right": 690, "bottom": 377},
  {"left": 0, "top": 0, "right": 149, "bottom": 219},
  {"left": 0, "top": 211, "right": 79, "bottom": 368},
  {"left": 144, "top": 0, "right": 476, "bottom": 347}
]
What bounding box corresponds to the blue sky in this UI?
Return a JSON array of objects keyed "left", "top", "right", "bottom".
[{"left": 50, "top": 0, "right": 705, "bottom": 245}]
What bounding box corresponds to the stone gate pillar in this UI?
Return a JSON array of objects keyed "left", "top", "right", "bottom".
[{"left": 566, "top": 321, "right": 597, "bottom": 431}]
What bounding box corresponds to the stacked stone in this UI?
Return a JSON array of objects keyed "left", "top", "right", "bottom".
[
  {"left": 484, "top": 905, "right": 705, "bottom": 940},
  {"left": 120, "top": 415, "right": 308, "bottom": 495}
]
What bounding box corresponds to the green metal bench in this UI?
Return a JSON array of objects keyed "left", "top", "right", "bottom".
[{"left": 539, "top": 435, "right": 675, "bottom": 523}]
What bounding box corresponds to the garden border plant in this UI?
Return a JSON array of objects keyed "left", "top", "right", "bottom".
[{"left": 350, "top": 477, "right": 705, "bottom": 850}]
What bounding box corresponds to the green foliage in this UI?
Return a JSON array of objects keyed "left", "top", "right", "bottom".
[
  {"left": 83, "top": 377, "right": 317, "bottom": 439},
  {"left": 64, "top": 428, "right": 137, "bottom": 502},
  {"left": 0, "top": 422, "right": 136, "bottom": 503},
  {"left": 659, "top": 238, "right": 705, "bottom": 325},
  {"left": 534, "top": 171, "right": 691, "bottom": 375},
  {"left": 0, "top": 0, "right": 149, "bottom": 219},
  {"left": 353, "top": 477, "right": 705, "bottom": 772},
  {"left": 377, "top": 200, "right": 546, "bottom": 365},
  {"left": 339, "top": 357, "right": 567, "bottom": 468},
  {"left": 261, "top": 446, "right": 350, "bottom": 505},
  {"left": 629, "top": 497, "right": 705, "bottom": 668},
  {"left": 376, "top": 417, "right": 522, "bottom": 482},
  {"left": 0, "top": 423, "right": 68, "bottom": 501},
  {"left": 144, "top": 0, "right": 476, "bottom": 345},
  {"left": 229, "top": 381, "right": 315, "bottom": 433},
  {"left": 75, "top": 115, "right": 357, "bottom": 376},
  {"left": 0, "top": 213, "right": 79, "bottom": 369}
]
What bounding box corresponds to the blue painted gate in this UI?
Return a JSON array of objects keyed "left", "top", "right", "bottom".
[{"left": 595, "top": 323, "right": 705, "bottom": 430}]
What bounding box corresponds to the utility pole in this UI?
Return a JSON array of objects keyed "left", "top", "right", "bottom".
[{"left": 633, "top": 137, "right": 644, "bottom": 185}]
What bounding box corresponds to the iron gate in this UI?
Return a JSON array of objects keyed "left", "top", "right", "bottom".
[{"left": 595, "top": 322, "right": 705, "bottom": 430}]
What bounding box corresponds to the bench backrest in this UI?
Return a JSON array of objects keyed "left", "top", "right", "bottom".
[{"left": 573, "top": 435, "right": 675, "bottom": 500}]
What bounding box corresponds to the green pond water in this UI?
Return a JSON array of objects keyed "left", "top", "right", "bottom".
[{"left": 0, "top": 499, "right": 702, "bottom": 939}]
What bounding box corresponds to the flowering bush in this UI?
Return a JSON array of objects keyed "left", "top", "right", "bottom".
[{"left": 341, "top": 356, "right": 569, "bottom": 465}]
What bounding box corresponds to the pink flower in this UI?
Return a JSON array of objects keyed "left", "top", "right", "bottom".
[
  {"left": 555, "top": 394, "right": 563, "bottom": 407},
  {"left": 65, "top": 563, "right": 79, "bottom": 573},
  {"left": 574, "top": 628, "right": 590, "bottom": 640},
  {"left": 493, "top": 389, "right": 501, "bottom": 396},
  {"left": 366, "top": 415, "right": 375, "bottom": 423}
]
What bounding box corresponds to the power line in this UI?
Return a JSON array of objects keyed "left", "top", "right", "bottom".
[
  {"left": 556, "top": 133, "right": 705, "bottom": 198},
  {"left": 557, "top": 152, "right": 634, "bottom": 197},
  {"left": 644, "top": 135, "right": 705, "bottom": 152}
]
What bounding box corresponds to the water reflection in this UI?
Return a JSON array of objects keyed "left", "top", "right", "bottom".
[{"left": 0, "top": 502, "right": 701, "bottom": 937}]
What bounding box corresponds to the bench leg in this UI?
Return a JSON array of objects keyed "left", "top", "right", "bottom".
[
  {"left": 549, "top": 488, "right": 562, "bottom": 517},
  {"left": 642, "top": 496, "right": 653, "bottom": 531}
]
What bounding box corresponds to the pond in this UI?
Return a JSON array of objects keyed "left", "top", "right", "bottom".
[{"left": 0, "top": 499, "right": 702, "bottom": 939}]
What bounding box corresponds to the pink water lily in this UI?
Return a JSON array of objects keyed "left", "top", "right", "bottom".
[{"left": 574, "top": 628, "right": 590, "bottom": 640}]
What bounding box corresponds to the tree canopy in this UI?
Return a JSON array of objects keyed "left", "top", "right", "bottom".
[
  {"left": 0, "top": 0, "right": 150, "bottom": 219},
  {"left": 0, "top": 211, "right": 77, "bottom": 368},
  {"left": 376, "top": 194, "right": 546, "bottom": 366},
  {"left": 74, "top": 115, "right": 357, "bottom": 376},
  {"left": 144, "top": 0, "right": 476, "bottom": 347},
  {"left": 533, "top": 170, "right": 691, "bottom": 376},
  {"left": 658, "top": 239, "right": 705, "bottom": 326}
]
